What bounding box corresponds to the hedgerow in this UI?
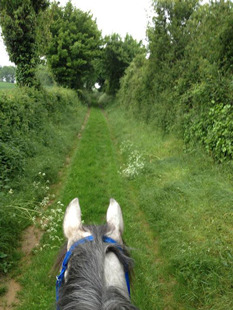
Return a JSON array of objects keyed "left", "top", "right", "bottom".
[
  {"left": 0, "top": 86, "right": 86, "bottom": 273},
  {"left": 0, "top": 87, "right": 81, "bottom": 188},
  {"left": 118, "top": 0, "right": 233, "bottom": 162}
]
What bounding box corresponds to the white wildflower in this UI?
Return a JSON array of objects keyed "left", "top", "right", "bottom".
[{"left": 119, "top": 143, "right": 145, "bottom": 179}]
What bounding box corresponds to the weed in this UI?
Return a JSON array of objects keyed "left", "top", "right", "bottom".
[
  {"left": 119, "top": 140, "right": 145, "bottom": 178},
  {"left": 35, "top": 201, "right": 64, "bottom": 251}
]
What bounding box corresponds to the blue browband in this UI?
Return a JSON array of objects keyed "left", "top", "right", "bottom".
[{"left": 56, "top": 235, "right": 130, "bottom": 307}]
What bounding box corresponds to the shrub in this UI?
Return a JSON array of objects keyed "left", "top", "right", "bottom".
[
  {"left": 0, "top": 87, "right": 83, "bottom": 189},
  {"left": 0, "top": 86, "right": 86, "bottom": 273},
  {"left": 118, "top": 1, "right": 233, "bottom": 162}
]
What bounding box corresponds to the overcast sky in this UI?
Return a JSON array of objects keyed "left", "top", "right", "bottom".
[{"left": 0, "top": 0, "right": 153, "bottom": 67}]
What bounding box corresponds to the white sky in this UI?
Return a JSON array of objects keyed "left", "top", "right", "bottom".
[{"left": 0, "top": 0, "right": 153, "bottom": 67}]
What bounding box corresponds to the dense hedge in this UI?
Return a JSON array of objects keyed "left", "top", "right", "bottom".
[
  {"left": 0, "top": 87, "right": 86, "bottom": 273},
  {"left": 0, "top": 87, "right": 83, "bottom": 189},
  {"left": 118, "top": 0, "right": 233, "bottom": 162}
]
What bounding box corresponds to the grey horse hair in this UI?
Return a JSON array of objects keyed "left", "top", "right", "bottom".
[{"left": 56, "top": 224, "right": 139, "bottom": 310}]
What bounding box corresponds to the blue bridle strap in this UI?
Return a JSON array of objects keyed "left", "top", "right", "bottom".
[
  {"left": 56, "top": 235, "right": 94, "bottom": 302},
  {"left": 56, "top": 235, "right": 130, "bottom": 308}
]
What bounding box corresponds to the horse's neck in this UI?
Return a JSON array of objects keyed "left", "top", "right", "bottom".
[{"left": 104, "top": 252, "right": 129, "bottom": 298}]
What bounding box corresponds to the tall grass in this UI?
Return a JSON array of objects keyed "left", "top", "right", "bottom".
[{"left": 106, "top": 104, "right": 233, "bottom": 309}]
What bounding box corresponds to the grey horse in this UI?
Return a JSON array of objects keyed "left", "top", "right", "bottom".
[{"left": 56, "top": 198, "right": 139, "bottom": 310}]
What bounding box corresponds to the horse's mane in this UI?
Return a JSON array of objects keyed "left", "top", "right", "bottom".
[{"left": 55, "top": 224, "right": 139, "bottom": 310}]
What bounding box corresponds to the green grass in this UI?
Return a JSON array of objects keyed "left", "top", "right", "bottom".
[
  {"left": 15, "top": 108, "right": 161, "bottom": 310},
  {"left": 106, "top": 104, "right": 233, "bottom": 309},
  {"left": 11, "top": 106, "right": 233, "bottom": 310},
  {"left": 0, "top": 81, "right": 16, "bottom": 89}
]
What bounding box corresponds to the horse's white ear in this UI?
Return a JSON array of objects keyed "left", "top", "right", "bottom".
[
  {"left": 106, "top": 198, "right": 124, "bottom": 242},
  {"left": 63, "top": 198, "right": 82, "bottom": 240}
]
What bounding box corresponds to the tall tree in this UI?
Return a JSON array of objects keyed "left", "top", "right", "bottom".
[
  {"left": 99, "top": 33, "right": 144, "bottom": 95},
  {"left": 0, "top": 66, "right": 16, "bottom": 82},
  {"left": 46, "top": 2, "right": 101, "bottom": 90},
  {"left": 0, "top": 0, "right": 49, "bottom": 87},
  {"left": 148, "top": 0, "right": 199, "bottom": 75}
]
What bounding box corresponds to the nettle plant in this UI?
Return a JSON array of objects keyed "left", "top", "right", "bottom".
[{"left": 119, "top": 140, "right": 145, "bottom": 179}]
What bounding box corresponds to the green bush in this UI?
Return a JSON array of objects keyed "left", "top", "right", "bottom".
[
  {"left": 118, "top": 0, "right": 233, "bottom": 162},
  {"left": 0, "top": 87, "right": 82, "bottom": 189},
  {"left": 0, "top": 86, "right": 86, "bottom": 273},
  {"left": 184, "top": 102, "right": 233, "bottom": 161}
]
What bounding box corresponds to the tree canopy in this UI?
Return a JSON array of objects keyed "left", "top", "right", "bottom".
[
  {"left": 0, "top": 0, "right": 49, "bottom": 87},
  {"left": 46, "top": 2, "right": 101, "bottom": 90},
  {"left": 0, "top": 66, "right": 16, "bottom": 83},
  {"left": 98, "top": 34, "right": 144, "bottom": 95},
  {"left": 119, "top": 0, "right": 233, "bottom": 162}
]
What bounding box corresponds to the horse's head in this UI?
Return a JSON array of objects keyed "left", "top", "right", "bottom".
[
  {"left": 63, "top": 198, "right": 124, "bottom": 249},
  {"left": 56, "top": 198, "right": 139, "bottom": 309}
]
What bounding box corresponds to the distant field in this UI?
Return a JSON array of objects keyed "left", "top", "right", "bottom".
[{"left": 0, "top": 82, "right": 16, "bottom": 89}]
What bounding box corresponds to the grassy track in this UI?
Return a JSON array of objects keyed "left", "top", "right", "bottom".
[{"left": 13, "top": 107, "right": 233, "bottom": 310}]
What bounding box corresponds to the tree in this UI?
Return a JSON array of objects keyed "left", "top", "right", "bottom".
[
  {"left": 0, "top": 0, "right": 49, "bottom": 87},
  {"left": 46, "top": 2, "right": 101, "bottom": 90},
  {"left": 99, "top": 33, "right": 144, "bottom": 95},
  {"left": 148, "top": 0, "right": 199, "bottom": 75},
  {"left": 118, "top": 0, "right": 233, "bottom": 161},
  {"left": 0, "top": 66, "right": 16, "bottom": 83}
]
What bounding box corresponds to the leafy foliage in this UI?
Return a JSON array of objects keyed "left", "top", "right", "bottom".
[
  {"left": 98, "top": 34, "right": 144, "bottom": 95},
  {"left": 46, "top": 2, "right": 101, "bottom": 90},
  {"left": 118, "top": 0, "right": 233, "bottom": 161},
  {"left": 0, "top": 0, "right": 49, "bottom": 87},
  {"left": 0, "top": 86, "right": 86, "bottom": 273},
  {"left": 0, "top": 87, "right": 81, "bottom": 190}
]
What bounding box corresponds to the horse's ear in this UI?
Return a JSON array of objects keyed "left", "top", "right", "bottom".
[
  {"left": 106, "top": 198, "right": 124, "bottom": 242},
  {"left": 63, "top": 198, "right": 83, "bottom": 240}
]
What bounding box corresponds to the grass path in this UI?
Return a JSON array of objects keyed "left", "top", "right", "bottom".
[
  {"left": 12, "top": 108, "right": 166, "bottom": 310},
  {"left": 9, "top": 107, "right": 233, "bottom": 310},
  {"left": 57, "top": 108, "right": 168, "bottom": 308}
]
